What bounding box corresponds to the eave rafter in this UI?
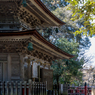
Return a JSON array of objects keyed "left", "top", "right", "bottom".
[
  {"left": 0, "top": 38, "right": 54, "bottom": 63},
  {"left": 0, "top": 0, "right": 65, "bottom": 30},
  {"left": 17, "top": 6, "right": 42, "bottom": 29},
  {"left": 0, "top": 30, "right": 74, "bottom": 59}
]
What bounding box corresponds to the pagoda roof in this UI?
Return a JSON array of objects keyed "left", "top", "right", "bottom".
[
  {"left": 28, "top": 0, "right": 65, "bottom": 26},
  {"left": 0, "top": 0, "right": 65, "bottom": 28},
  {"left": 19, "top": 0, "right": 65, "bottom": 27},
  {"left": 0, "top": 30, "right": 74, "bottom": 59}
]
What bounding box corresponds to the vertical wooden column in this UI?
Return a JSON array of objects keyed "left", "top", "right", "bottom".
[
  {"left": 32, "top": 61, "right": 34, "bottom": 81},
  {"left": 38, "top": 65, "right": 40, "bottom": 82},
  {"left": 32, "top": 61, "right": 35, "bottom": 82},
  {"left": 85, "top": 82, "right": 87, "bottom": 95},
  {"left": 0, "top": 62, "right": 3, "bottom": 81},
  {"left": 3, "top": 62, "right": 8, "bottom": 81},
  {"left": 8, "top": 54, "right": 11, "bottom": 81},
  {"left": 27, "top": 58, "right": 31, "bottom": 79},
  {"left": 20, "top": 54, "right": 24, "bottom": 81}
]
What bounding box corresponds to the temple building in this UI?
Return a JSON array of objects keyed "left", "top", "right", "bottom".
[{"left": 0, "top": 0, "right": 73, "bottom": 90}]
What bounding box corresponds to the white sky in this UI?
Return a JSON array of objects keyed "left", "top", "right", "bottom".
[{"left": 85, "top": 37, "right": 95, "bottom": 66}]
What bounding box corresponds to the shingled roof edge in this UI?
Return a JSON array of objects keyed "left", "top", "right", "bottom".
[
  {"left": 33, "top": 0, "right": 66, "bottom": 25},
  {"left": 0, "top": 30, "right": 74, "bottom": 59}
]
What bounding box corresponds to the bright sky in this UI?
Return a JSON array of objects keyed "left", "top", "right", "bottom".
[{"left": 86, "top": 37, "right": 95, "bottom": 66}]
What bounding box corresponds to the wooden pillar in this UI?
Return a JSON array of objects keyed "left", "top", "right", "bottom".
[
  {"left": 85, "top": 82, "right": 87, "bottom": 95},
  {"left": 38, "top": 65, "right": 40, "bottom": 82},
  {"left": 20, "top": 54, "right": 24, "bottom": 81},
  {"left": 32, "top": 61, "right": 34, "bottom": 81},
  {"left": 27, "top": 58, "right": 31, "bottom": 79},
  {"left": 8, "top": 54, "right": 11, "bottom": 81},
  {"left": 3, "top": 62, "right": 8, "bottom": 81},
  {"left": 32, "top": 61, "right": 35, "bottom": 82}
]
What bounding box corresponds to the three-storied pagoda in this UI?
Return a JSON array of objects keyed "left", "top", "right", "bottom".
[{"left": 0, "top": 0, "right": 73, "bottom": 90}]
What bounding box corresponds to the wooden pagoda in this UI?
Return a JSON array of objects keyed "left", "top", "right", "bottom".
[{"left": 0, "top": 0, "right": 73, "bottom": 90}]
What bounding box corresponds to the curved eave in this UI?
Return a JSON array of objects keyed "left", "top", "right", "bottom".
[
  {"left": 34, "top": 0, "right": 65, "bottom": 25},
  {"left": 0, "top": 0, "right": 65, "bottom": 27},
  {"left": 0, "top": 30, "right": 74, "bottom": 59},
  {"left": 27, "top": 0, "right": 65, "bottom": 26}
]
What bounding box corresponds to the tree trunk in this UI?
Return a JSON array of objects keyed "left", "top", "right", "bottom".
[{"left": 56, "top": 76, "right": 59, "bottom": 95}]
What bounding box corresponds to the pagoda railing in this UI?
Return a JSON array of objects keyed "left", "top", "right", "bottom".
[{"left": 0, "top": 81, "right": 47, "bottom": 95}]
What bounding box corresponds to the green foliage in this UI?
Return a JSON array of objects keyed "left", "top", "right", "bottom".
[
  {"left": 65, "top": 0, "right": 95, "bottom": 36},
  {"left": 52, "top": 6, "right": 90, "bottom": 49},
  {"left": 51, "top": 37, "right": 84, "bottom": 85},
  {"left": 38, "top": 5, "right": 91, "bottom": 51},
  {"left": 40, "top": 0, "right": 91, "bottom": 85},
  {"left": 41, "top": 0, "right": 68, "bottom": 11},
  {"left": 52, "top": 6, "right": 79, "bottom": 40},
  {"left": 55, "top": 37, "right": 79, "bottom": 56}
]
